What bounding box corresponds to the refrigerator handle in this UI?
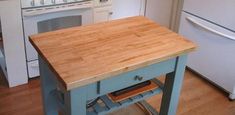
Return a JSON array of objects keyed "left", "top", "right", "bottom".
[{"left": 186, "top": 17, "right": 235, "bottom": 41}]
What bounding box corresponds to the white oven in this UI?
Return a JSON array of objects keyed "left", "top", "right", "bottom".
[{"left": 21, "top": 0, "right": 94, "bottom": 78}]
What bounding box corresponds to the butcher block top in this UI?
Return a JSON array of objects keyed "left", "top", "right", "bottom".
[{"left": 30, "top": 16, "right": 196, "bottom": 90}]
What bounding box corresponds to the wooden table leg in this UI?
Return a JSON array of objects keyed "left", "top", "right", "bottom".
[
  {"left": 39, "top": 56, "right": 58, "bottom": 115},
  {"left": 159, "top": 55, "right": 187, "bottom": 115},
  {"left": 64, "top": 87, "right": 87, "bottom": 115}
]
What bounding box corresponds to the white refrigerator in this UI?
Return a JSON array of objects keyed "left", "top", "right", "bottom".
[{"left": 179, "top": 0, "right": 235, "bottom": 100}]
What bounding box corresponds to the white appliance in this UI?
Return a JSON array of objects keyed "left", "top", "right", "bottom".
[
  {"left": 179, "top": 0, "right": 235, "bottom": 100},
  {"left": 21, "top": 0, "right": 94, "bottom": 78}
]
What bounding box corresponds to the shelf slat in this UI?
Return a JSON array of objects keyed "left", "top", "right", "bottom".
[
  {"left": 93, "top": 102, "right": 108, "bottom": 113},
  {"left": 87, "top": 78, "right": 163, "bottom": 115},
  {"left": 100, "top": 96, "right": 120, "bottom": 109}
]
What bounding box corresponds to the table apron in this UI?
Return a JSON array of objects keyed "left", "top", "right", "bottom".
[{"left": 86, "top": 58, "right": 176, "bottom": 100}]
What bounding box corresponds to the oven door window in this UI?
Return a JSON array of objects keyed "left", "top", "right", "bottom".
[
  {"left": 37, "top": 15, "right": 82, "bottom": 33},
  {"left": 23, "top": 8, "right": 93, "bottom": 62}
]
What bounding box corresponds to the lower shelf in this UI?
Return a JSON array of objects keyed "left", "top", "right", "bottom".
[{"left": 87, "top": 79, "right": 163, "bottom": 115}]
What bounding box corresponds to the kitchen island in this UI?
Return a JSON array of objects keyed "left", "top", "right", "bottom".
[{"left": 30, "top": 16, "right": 196, "bottom": 115}]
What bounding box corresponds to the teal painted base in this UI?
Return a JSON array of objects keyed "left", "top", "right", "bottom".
[
  {"left": 38, "top": 55, "right": 188, "bottom": 115},
  {"left": 87, "top": 79, "right": 162, "bottom": 115}
]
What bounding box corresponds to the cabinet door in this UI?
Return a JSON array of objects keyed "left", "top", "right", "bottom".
[
  {"left": 0, "top": 0, "right": 28, "bottom": 87},
  {"left": 145, "top": 0, "right": 173, "bottom": 28},
  {"left": 94, "top": 6, "right": 112, "bottom": 23},
  {"left": 111, "top": 0, "right": 145, "bottom": 20}
]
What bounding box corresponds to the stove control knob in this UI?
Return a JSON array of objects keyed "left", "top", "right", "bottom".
[
  {"left": 30, "top": 0, "right": 35, "bottom": 6},
  {"left": 51, "top": 0, "right": 56, "bottom": 4},
  {"left": 100, "top": 0, "right": 108, "bottom": 3}
]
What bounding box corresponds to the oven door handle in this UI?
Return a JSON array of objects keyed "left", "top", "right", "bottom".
[{"left": 23, "top": 2, "right": 93, "bottom": 17}]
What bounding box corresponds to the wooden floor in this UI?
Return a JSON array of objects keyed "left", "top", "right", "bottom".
[{"left": 0, "top": 69, "right": 234, "bottom": 115}]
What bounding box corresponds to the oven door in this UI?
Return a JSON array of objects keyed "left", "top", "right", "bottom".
[{"left": 22, "top": 4, "right": 94, "bottom": 62}]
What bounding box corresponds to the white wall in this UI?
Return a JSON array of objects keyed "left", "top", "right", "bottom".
[
  {"left": 111, "top": 0, "right": 144, "bottom": 20},
  {"left": 145, "top": 0, "right": 173, "bottom": 28},
  {"left": 145, "top": 0, "right": 184, "bottom": 32}
]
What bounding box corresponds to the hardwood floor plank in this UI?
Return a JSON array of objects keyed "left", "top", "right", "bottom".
[{"left": 0, "top": 69, "right": 234, "bottom": 115}]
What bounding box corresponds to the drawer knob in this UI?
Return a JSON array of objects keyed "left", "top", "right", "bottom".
[{"left": 135, "top": 76, "right": 143, "bottom": 81}]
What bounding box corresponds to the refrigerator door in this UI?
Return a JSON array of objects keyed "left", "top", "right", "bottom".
[
  {"left": 183, "top": 0, "right": 235, "bottom": 31},
  {"left": 179, "top": 12, "right": 235, "bottom": 97}
]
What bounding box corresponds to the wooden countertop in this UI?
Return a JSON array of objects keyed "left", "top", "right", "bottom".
[{"left": 30, "top": 16, "right": 196, "bottom": 90}]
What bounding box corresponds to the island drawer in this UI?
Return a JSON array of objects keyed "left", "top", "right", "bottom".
[{"left": 100, "top": 58, "right": 176, "bottom": 95}]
